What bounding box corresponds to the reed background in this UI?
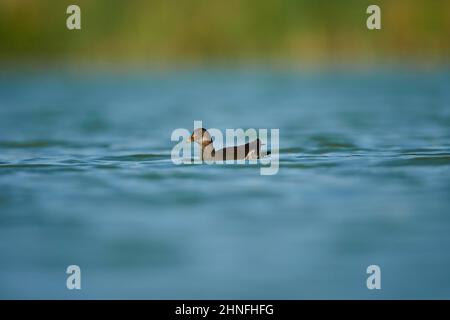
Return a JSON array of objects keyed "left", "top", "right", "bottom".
[{"left": 0, "top": 0, "right": 449, "bottom": 67}]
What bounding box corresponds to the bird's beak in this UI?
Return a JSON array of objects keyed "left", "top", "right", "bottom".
[{"left": 186, "top": 136, "right": 193, "bottom": 143}]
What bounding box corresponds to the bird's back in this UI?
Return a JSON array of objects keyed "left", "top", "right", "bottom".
[{"left": 215, "top": 139, "right": 262, "bottom": 160}]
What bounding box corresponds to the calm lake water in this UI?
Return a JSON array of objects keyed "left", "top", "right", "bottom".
[{"left": 0, "top": 67, "right": 449, "bottom": 299}]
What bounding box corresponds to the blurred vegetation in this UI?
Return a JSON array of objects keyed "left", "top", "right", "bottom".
[{"left": 0, "top": 0, "right": 449, "bottom": 65}]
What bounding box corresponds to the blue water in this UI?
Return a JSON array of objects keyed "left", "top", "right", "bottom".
[{"left": 0, "top": 67, "right": 449, "bottom": 299}]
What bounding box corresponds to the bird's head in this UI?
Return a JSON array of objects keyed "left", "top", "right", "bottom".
[{"left": 188, "top": 128, "right": 213, "bottom": 146}]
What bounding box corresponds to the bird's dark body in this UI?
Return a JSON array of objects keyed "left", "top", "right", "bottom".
[{"left": 212, "top": 139, "right": 270, "bottom": 160}]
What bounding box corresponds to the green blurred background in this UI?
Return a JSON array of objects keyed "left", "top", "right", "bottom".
[{"left": 0, "top": 0, "right": 449, "bottom": 66}]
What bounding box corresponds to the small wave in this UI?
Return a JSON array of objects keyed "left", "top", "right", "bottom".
[
  {"left": 0, "top": 163, "right": 57, "bottom": 168},
  {"left": 0, "top": 163, "right": 84, "bottom": 172},
  {"left": 282, "top": 162, "right": 338, "bottom": 169},
  {"left": 0, "top": 140, "right": 109, "bottom": 149},
  {"left": 279, "top": 147, "right": 306, "bottom": 154},
  {"left": 135, "top": 171, "right": 211, "bottom": 181},
  {"left": 98, "top": 154, "right": 170, "bottom": 162},
  {"left": 378, "top": 155, "right": 450, "bottom": 167}
]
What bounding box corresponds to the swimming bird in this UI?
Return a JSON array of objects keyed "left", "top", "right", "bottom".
[{"left": 187, "top": 128, "right": 270, "bottom": 161}]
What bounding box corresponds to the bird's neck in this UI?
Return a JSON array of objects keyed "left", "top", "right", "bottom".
[{"left": 201, "top": 142, "right": 215, "bottom": 160}]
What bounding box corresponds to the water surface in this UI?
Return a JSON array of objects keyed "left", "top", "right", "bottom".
[{"left": 0, "top": 68, "right": 449, "bottom": 298}]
